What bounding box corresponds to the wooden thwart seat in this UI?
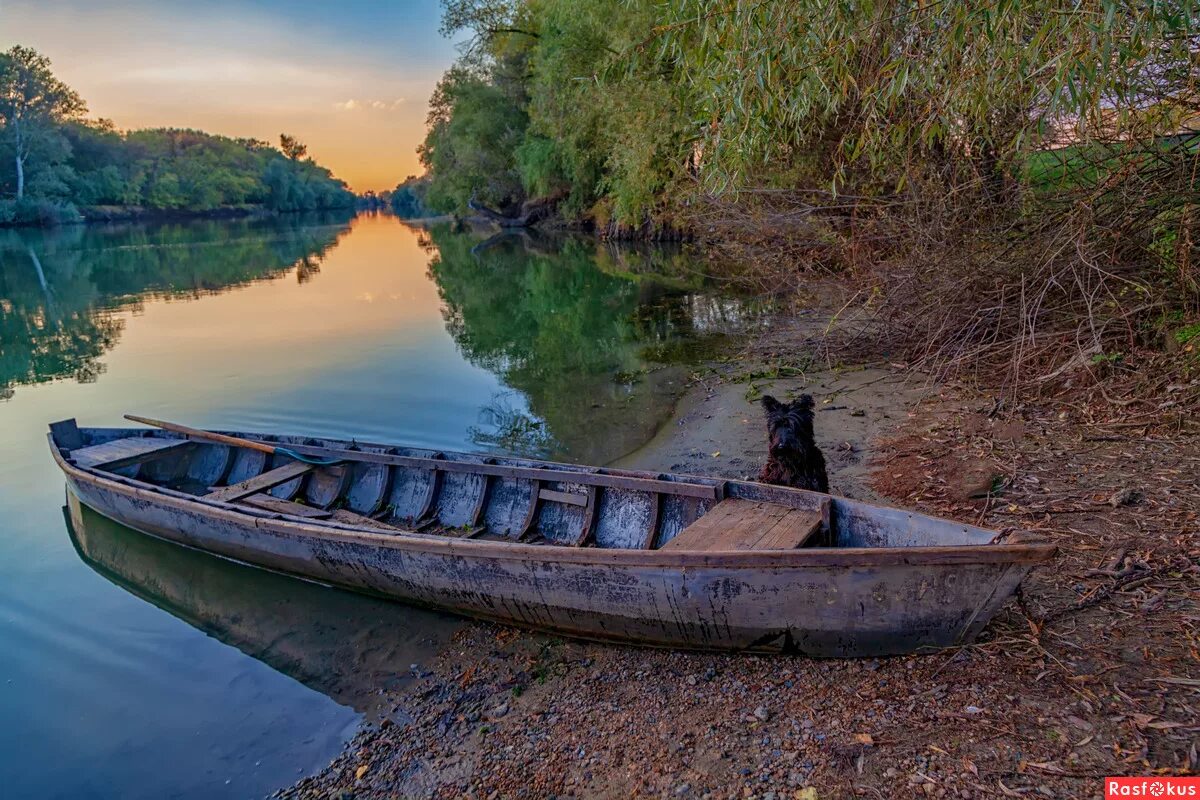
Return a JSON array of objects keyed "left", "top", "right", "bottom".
[
  {"left": 659, "top": 498, "right": 827, "bottom": 552},
  {"left": 328, "top": 509, "right": 405, "bottom": 531},
  {"left": 71, "top": 437, "right": 192, "bottom": 472},
  {"left": 238, "top": 493, "right": 332, "bottom": 518},
  {"left": 205, "top": 461, "right": 312, "bottom": 503},
  {"left": 232, "top": 493, "right": 404, "bottom": 532}
]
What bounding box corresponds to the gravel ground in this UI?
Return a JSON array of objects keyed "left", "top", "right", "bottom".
[{"left": 279, "top": 314, "right": 1198, "bottom": 800}]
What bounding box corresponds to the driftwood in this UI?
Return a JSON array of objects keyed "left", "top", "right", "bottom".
[{"left": 467, "top": 191, "right": 565, "bottom": 228}]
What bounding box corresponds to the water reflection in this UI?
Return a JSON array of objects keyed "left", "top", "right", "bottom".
[
  {"left": 0, "top": 212, "right": 353, "bottom": 399},
  {"left": 65, "top": 493, "right": 459, "bottom": 717},
  {"left": 0, "top": 213, "right": 762, "bottom": 799},
  {"left": 422, "top": 225, "right": 758, "bottom": 463}
]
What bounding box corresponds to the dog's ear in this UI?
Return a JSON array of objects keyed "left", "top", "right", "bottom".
[
  {"left": 796, "top": 394, "right": 815, "bottom": 411},
  {"left": 761, "top": 395, "right": 783, "bottom": 414}
]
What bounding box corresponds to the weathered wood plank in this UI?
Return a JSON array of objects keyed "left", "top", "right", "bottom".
[
  {"left": 238, "top": 493, "right": 333, "bottom": 519},
  {"left": 344, "top": 448, "right": 392, "bottom": 515},
  {"left": 752, "top": 509, "right": 824, "bottom": 550},
  {"left": 661, "top": 498, "right": 812, "bottom": 552},
  {"left": 235, "top": 439, "right": 720, "bottom": 500},
  {"left": 572, "top": 486, "right": 600, "bottom": 547},
  {"left": 49, "top": 419, "right": 84, "bottom": 451},
  {"left": 205, "top": 461, "right": 313, "bottom": 503},
  {"left": 329, "top": 509, "right": 405, "bottom": 532},
  {"left": 305, "top": 464, "right": 352, "bottom": 508},
  {"left": 469, "top": 474, "right": 492, "bottom": 526},
  {"left": 72, "top": 437, "right": 192, "bottom": 472},
  {"left": 639, "top": 492, "right": 661, "bottom": 549},
  {"left": 186, "top": 444, "right": 234, "bottom": 487},
  {"left": 723, "top": 503, "right": 794, "bottom": 550},
  {"left": 659, "top": 499, "right": 755, "bottom": 551},
  {"left": 539, "top": 488, "right": 589, "bottom": 507},
  {"left": 226, "top": 448, "right": 268, "bottom": 485},
  {"left": 413, "top": 457, "right": 444, "bottom": 522},
  {"left": 516, "top": 480, "right": 542, "bottom": 542}
]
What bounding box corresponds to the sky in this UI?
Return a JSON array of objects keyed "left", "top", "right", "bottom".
[{"left": 0, "top": 0, "right": 461, "bottom": 192}]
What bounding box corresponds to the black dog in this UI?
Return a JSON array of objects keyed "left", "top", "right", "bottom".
[{"left": 758, "top": 394, "right": 829, "bottom": 493}]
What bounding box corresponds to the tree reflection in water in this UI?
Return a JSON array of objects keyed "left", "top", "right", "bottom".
[
  {"left": 0, "top": 212, "right": 353, "bottom": 399},
  {"left": 420, "top": 224, "right": 762, "bottom": 464}
]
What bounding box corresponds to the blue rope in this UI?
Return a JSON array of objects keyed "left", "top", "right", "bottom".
[{"left": 276, "top": 446, "right": 343, "bottom": 467}]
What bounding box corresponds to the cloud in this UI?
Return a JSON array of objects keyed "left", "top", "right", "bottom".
[{"left": 335, "top": 97, "right": 406, "bottom": 112}]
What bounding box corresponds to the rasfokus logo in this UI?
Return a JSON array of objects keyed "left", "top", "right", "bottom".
[{"left": 1106, "top": 778, "right": 1200, "bottom": 798}]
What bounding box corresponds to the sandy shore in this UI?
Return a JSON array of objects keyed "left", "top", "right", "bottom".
[
  {"left": 280, "top": 312, "right": 1197, "bottom": 800},
  {"left": 614, "top": 362, "right": 932, "bottom": 503}
]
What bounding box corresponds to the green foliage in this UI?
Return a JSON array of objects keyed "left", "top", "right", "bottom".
[
  {"left": 420, "top": 65, "right": 530, "bottom": 213},
  {"left": 0, "top": 47, "right": 354, "bottom": 225},
  {"left": 425, "top": 2, "right": 1200, "bottom": 226},
  {"left": 1176, "top": 324, "right": 1200, "bottom": 345},
  {"left": 0, "top": 197, "right": 81, "bottom": 225},
  {"left": 390, "top": 175, "right": 432, "bottom": 218},
  {"left": 421, "top": 0, "right": 690, "bottom": 225},
  {"left": 650, "top": 1, "right": 1200, "bottom": 193},
  {"left": 0, "top": 45, "right": 86, "bottom": 200}
]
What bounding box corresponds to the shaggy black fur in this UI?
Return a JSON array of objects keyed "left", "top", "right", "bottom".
[{"left": 757, "top": 394, "right": 830, "bottom": 493}]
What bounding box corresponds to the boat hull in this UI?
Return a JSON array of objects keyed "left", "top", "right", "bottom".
[{"left": 60, "top": 458, "right": 1044, "bottom": 656}]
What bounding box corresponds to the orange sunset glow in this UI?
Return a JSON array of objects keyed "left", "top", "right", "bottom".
[{"left": 1, "top": 0, "right": 458, "bottom": 192}]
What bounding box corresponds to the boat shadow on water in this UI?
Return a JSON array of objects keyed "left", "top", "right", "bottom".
[{"left": 63, "top": 492, "right": 462, "bottom": 717}]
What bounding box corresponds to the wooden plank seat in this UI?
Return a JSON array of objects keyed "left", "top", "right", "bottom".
[
  {"left": 659, "top": 498, "right": 827, "bottom": 552},
  {"left": 237, "top": 493, "right": 332, "bottom": 518},
  {"left": 205, "top": 461, "right": 313, "bottom": 503},
  {"left": 232, "top": 493, "right": 404, "bottom": 532},
  {"left": 71, "top": 437, "right": 192, "bottom": 472},
  {"left": 328, "top": 509, "right": 404, "bottom": 532}
]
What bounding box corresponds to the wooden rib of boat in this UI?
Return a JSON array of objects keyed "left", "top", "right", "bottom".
[{"left": 47, "top": 418, "right": 1056, "bottom": 656}]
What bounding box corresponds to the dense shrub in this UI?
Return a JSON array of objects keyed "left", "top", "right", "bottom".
[{"left": 0, "top": 197, "right": 81, "bottom": 226}]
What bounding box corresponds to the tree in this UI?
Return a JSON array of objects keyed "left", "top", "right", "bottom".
[
  {"left": 0, "top": 46, "right": 85, "bottom": 199},
  {"left": 279, "top": 133, "right": 307, "bottom": 162}
]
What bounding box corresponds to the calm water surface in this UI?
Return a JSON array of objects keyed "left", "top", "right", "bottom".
[{"left": 0, "top": 212, "right": 754, "bottom": 798}]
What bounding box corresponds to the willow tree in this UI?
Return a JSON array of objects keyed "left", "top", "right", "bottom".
[
  {"left": 649, "top": 0, "right": 1200, "bottom": 194},
  {"left": 0, "top": 46, "right": 86, "bottom": 199}
]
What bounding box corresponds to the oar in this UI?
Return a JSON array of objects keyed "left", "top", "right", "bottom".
[{"left": 124, "top": 415, "right": 344, "bottom": 466}]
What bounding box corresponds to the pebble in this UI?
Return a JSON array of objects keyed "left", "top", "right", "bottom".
[
  {"left": 754, "top": 706, "right": 771, "bottom": 722},
  {"left": 675, "top": 783, "right": 691, "bottom": 796}
]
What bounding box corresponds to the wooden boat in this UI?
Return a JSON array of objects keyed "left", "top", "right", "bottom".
[{"left": 47, "top": 417, "right": 1056, "bottom": 656}]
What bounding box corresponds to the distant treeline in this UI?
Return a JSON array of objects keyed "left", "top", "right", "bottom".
[
  {"left": 0, "top": 46, "right": 356, "bottom": 227},
  {"left": 388, "top": 174, "right": 431, "bottom": 219}
]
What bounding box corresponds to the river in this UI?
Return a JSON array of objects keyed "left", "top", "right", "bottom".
[{"left": 0, "top": 211, "right": 756, "bottom": 799}]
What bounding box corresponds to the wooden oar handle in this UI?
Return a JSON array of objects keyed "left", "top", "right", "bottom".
[{"left": 123, "top": 414, "right": 278, "bottom": 456}]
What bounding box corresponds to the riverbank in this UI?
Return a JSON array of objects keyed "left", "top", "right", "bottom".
[
  {"left": 0, "top": 202, "right": 361, "bottom": 229},
  {"left": 280, "top": 307, "right": 1197, "bottom": 799}
]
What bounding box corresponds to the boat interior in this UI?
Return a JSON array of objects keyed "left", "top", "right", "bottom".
[{"left": 51, "top": 420, "right": 1001, "bottom": 552}]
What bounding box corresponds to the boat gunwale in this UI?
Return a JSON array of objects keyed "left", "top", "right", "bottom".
[{"left": 50, "top": 433, "right": 1058, "bottom": 569}]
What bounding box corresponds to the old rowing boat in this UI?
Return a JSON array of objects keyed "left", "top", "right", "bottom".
[{"left": 47, "top": 416, "right": 1056, "bottom": 656}]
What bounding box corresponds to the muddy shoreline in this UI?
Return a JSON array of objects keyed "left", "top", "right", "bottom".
[{"left": 279, "top": 310, "right": 1198, "bottom": 800}]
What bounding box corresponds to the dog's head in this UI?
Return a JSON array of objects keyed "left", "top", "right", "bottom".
[{"left": 761, "top": 394, "right": 816, "bottom": 455}]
